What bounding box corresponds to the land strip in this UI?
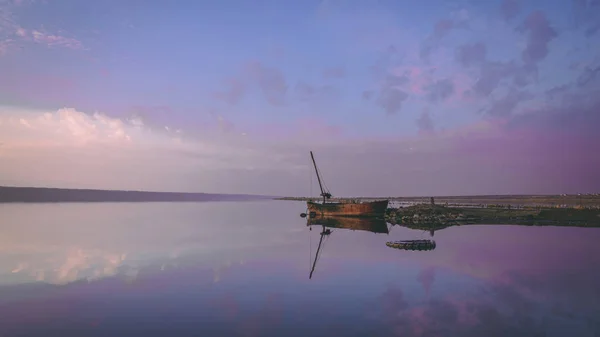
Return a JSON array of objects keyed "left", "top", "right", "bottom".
[
  {"left": 384, "top": 204, "right": 600, "bottom": 228},
  {"left": 278, "top": 194, "right": 600, "bottom": 207},
  {"left": 0, "top": 186, "right": 275, "bottom": 203}
]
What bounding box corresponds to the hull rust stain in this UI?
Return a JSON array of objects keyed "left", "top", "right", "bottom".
[{"left": 307, "top": 200, "right": 389, "bottom": 217}]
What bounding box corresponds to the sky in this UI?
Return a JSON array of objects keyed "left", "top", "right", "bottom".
[{"left": 0, "top": 0, "right": 599, "bottom": 196}]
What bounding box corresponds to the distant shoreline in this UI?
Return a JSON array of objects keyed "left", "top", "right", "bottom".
[
  {"left": 0, "top": 186, "right": 277, "bottom": 203},
  {"left": 278, "top": 194, "right": 600, "bottom": 207},
  {"left": 2, "top": 186, "right": 598, "bottom": 205}
]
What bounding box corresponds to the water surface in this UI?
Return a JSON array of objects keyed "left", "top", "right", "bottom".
[{"left": 0, "top": 201, "right": 599, "bottom": 336}]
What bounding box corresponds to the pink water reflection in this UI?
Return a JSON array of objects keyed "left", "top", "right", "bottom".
[{"left": 0, "top": 202, "right": 598, "bottom": 336}]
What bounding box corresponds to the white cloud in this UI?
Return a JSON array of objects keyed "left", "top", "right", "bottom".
[
  {"left": 0, "top": 105, "right": 499, "bottom": 196},
  {"left": 2, "top": 104, "right": 592, "bottom": 196},
  {"left": 15, "top": 26, "right": 25, "bottom": 37},
  {"left": 0, "top": 106, "right": 305, "bottom": 193},
  {"left": 0, "top": 107, "right": 133, "bottom": 147}
]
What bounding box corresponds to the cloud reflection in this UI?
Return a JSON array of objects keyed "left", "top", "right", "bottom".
[{"left": 0, "top": 201, "right": 598, "bottom": 336}]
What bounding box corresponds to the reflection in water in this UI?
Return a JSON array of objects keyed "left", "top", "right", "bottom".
[
  {"left": 2, "top": 248, "right": 128, "bottom": 286},
  {"left": 307, "top": 216, "right": 389, "bottom": 279},
  {"left": 0, "top": 201, "right": 599, "bottom": 336},
  {"left": 306, "top": 215, "right": 390, "bottom": 234},
  {"left": 386, "top": 240, "right": 437, "bottom": 251}
]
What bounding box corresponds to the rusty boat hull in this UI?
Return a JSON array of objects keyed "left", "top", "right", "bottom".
[{"left": 307, "top": 199, "right": 389, "bottom": 217}]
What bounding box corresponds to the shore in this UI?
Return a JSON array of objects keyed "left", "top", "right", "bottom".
[
  {"left": 278, "top": 194, "right": 600, "bottom": 208},
  {"left": 384, "top": 204, "right": 600, "bottom": 228},
  {"left": 0, "top": 186, "right": 274, "bottom": 203}
]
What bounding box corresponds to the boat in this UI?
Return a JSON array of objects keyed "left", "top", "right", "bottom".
[
  {"left": 308, "top": 216, "right": 390, "bottom": 279},
  {"left": 306, "top": 151, "right": 389, "bottom": 217}
]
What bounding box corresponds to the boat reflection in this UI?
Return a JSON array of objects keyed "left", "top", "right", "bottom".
[
  {"left": 307, "top": 216, "right": 390, "bottom": 279},
  {"left": 385, "top": 239, "right": 437, "bottom": 251},
  {"left": 306, "top": 215, "right": 390, "bottom": 234}
]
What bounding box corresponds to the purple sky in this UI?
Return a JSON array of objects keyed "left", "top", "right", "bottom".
[{"left": 1, "top": 0, "right": 599, "bottom": 196}]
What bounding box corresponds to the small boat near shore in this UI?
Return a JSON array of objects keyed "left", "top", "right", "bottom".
[{"left": 306, "top": 151, "right": 389, "bottom": 218}]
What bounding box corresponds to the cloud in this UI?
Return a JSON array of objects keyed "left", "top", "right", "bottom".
[
  {"left": 576, "top": 65, "right": 600, "bottom": 87},
  {"left": 14, "top": 26, "right": 25, "bottom": 36},
  {"left": 500, "top": 0, "right": 520, "bottom": 21},
  {"left": 425, "top": 78, "right": 455, "bottom": 103},
  {"left": 420, "top": 16, "right": 469, "bottom": 62},
  {"left": 518, "top": 11, "right": 558, "bottom": 65},
  {"left": 0, "top": 1, "right": 18, "bottom": 52},
  {"left": 483, "top": 88, "right": 532, "bottom": 117},
  {"left": 2, "top": 48, "right": 600, "bottom": 197},
  {"left": 214, "top": 78, "right": 246, "bottom": 105},
  {"left": 0, "top": 107, "right": 132, "bottom": 147},
  {"left": 585, "top": 23, "right": 600, "bottom": 37},
  {"left": 245, "top": 61, "right": 288, "bottom": 106},
  {"left": 294, "top": 81, "right": 337, "bottom": 102},
  {"left": 322, "top": 66, "right": 345, "bottom": 79},
  {"left": 372, "top": 71, "right": 411, "bottom": 114},
  {"left": 30, "top": 30, "right": 83, "bottom": 50},
  {"left": 377, "top": 88, "right": 408, "bottom": 115},
  {"left": 0, "top": 1, "right": 84, "bottom": 54},
  {"left": 0, "top": 1, "right": 84, "bottom": 55},
  {"left": 572, "top": 0, "right": 600, "bottom": 33},
  {"left": 544, "top": 84, "right": 569, "bottom": 99},
  {"left": 433, "top": 19, "right": 455, "bottom": 39},
  {"left": 370, "top": 44, "right": 401, "bottom": 77},
  {"left": 2, "top": 63, "right": 600, "bottom": 195},
  {"left": 0, "top": 106, "right": 302, "bottom": 193},
  {"left": 210, "top": 112, "right": 235, "bottom": 133},
  {"left": 456, "top": 42, "right": 487, "bottom": 67},
  {"left": 472, "top": 61, "right": 519, "bottom": 96},
  {"left": 1, "top": 0, "right": 599, "bottom": 196},
  {"left": 416, "top": 109, "right": 434, "bottom": 134}
]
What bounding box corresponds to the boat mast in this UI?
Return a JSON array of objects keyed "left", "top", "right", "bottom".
[
  {"left": 309, "top": 225, "right": 327, "bottom": 279},
  {"left": 310, "top": 151, "right": 331, "bottom": 204}
]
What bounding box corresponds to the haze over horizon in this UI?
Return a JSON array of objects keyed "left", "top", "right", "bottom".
[{"left": 1, "top": 0, "right": 599, "bottom": 197}]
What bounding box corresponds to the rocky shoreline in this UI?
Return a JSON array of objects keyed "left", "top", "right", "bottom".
[{"left": 384, "top": 204, "right": 600, "bottom": 228}]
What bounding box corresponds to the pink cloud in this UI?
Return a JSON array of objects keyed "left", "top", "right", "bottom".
[
  {"left": 390, "top": 65, "right": 435, "bottom": 95},
  {"left": 447, "top": 72, "right": 475, "bottom": 104},
  {"left": 0, "top": 4, "right": 84, "bottom": 56},
  {"left": 30, "top": 30, "right": 83, "bottom": 50}
]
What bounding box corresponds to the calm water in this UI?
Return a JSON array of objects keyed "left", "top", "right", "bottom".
[{"left": 0, "top": 200, "right": 599, "bottom": 337}]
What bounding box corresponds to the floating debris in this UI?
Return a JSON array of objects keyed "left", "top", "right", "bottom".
[{"left": 386, "top": 240, "right": 436, "bottom": 251}]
